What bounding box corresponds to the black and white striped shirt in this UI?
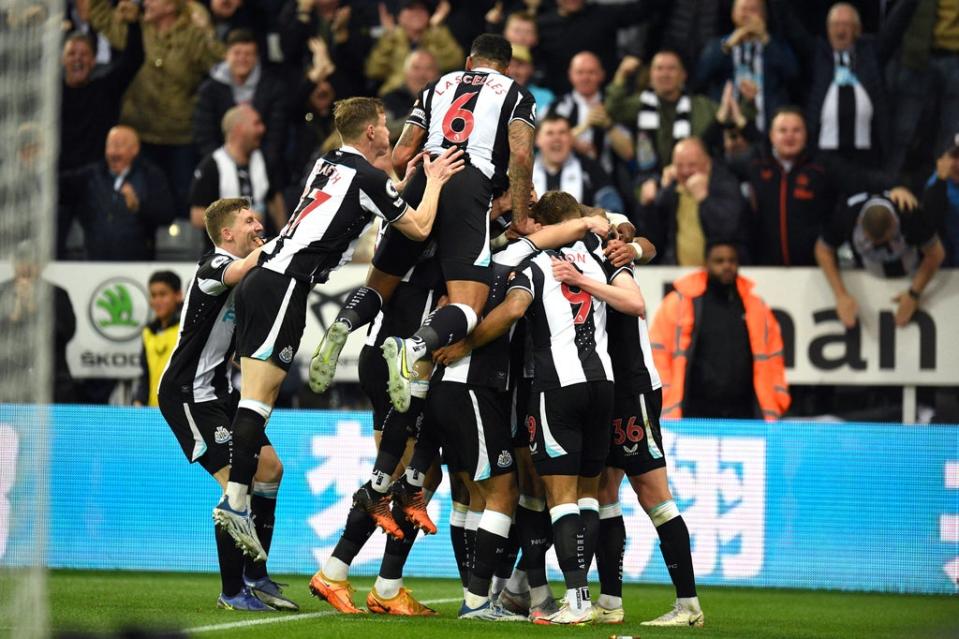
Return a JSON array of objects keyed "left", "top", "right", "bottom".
[
  {"left": 407, "top": 67, "right": 536, "bottom": 189},
  {"left": 532, "top": 151, "right": 613, "bottom": 209},
  {"left": 159, "top": 248, "right": 239, "bottom": 403},
  {"left": 606, "top": 309, "right": 662, "bottom": 397},
  {"left": 259, "top": 146, "right": 408, "bottom": 284},
  {"left": 507, "top": 234, "right": 626, "bottom": 391},
  {"left": 434, "top": 238, "right": 539, "bottom": 390}
]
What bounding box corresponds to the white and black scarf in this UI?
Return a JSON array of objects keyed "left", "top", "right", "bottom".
[
  {"left": 213, "top": 147, "right": 270, "bottom": 215},
  {"left": 731, "top": 40, "right": 765, "bottom": 131},
  {"left": 637, "top": 90, "right": 692, "bottom": 170},
  {"left": 533, "top": 154, "right": 585, "bottom": 203},
  {"left": 552, "top": 91, "right": 607, "bottom": 168},
  {"left": 819, "top": 50, "right": 873, "bottom": 151}
]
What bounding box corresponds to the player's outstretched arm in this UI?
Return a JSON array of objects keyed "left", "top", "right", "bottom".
[
  {"left": 392, "top": 147, "right": 465, "bottom": 240},
  {"left": 525, "top": 216, "right": 610, "bottom": 250},
  {"left": 223, "top": 242, "right": 265, "bottom": 287},
  {"left": 434, "top": 288, "right": 532, "bottom": 365},
  {"left": 551, "top": 258, "right": 646, "bottom": 317}
]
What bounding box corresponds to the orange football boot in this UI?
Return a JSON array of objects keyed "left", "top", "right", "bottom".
[
  {"left": 352, "top": 484, "right": 405, "bottom": 539},
  {"left": 391, "top": 480, "right": 437, "bottom": 535},
  {"left": 367, "top": 587, "right": 437, "bottom": 616},
  {"left": 308, "top": 571, "right": 364, "bottom": 614}
]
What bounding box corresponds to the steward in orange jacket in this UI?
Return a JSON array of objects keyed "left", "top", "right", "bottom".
[{"left": 650, "top": 242, "right": 790, "bottom": 421}]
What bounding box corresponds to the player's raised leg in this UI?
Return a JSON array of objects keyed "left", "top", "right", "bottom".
[{"left": 309, "top": 268, "right": 401, "bottom": 393}]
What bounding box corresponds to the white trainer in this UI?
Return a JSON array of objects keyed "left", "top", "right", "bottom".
[
  {"left": 592, "top": 604, "right": 625, "bottom": 624},
  {"left": 640, "top": 601, "right": 704, "bottom": 627},
  {"left": 212, "top": 496, "right": 267, "bottom": 562},
  {"left": 532, "top": 601, "right": 593, "bottom": 625}
]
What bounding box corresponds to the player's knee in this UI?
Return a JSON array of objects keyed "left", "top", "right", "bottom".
[
  {"left": 483, "top": 475, "right": 518, "bottom": 512},
  {"left": 632, "top": 471, "right": 672, "bottom": 511},
  {"left": 645, "top": 499, "right": 680, "bottom": 527},
  {"left": 256, "top": 457, "right": 283, "bottom": 484},
  {"left": 598, "top": 468, "right": 622, "bottom": 506}
]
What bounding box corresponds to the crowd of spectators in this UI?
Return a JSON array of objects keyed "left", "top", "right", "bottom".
[
  {"left": 52, "top": 0, "right": 958, "bottom": 270},
  {"left": 35, "top": 0, "right": 959, "bottom": 417}
]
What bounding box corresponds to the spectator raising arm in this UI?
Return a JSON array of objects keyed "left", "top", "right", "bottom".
[{"left": 604, "top": 55, "right": 643, "bottom": 130}]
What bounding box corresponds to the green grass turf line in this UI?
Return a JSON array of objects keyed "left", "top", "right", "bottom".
[{"left": 49, "top": 570, "right": 959, "bottom": 639}]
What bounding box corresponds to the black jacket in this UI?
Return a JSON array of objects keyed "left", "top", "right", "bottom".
[
  {"left": 192, "top": 67, "right": 289, "bottom": 186},
  {"left": 59, "top": 20, "right": 144, "bottom": 171},
  {"left": 536, "top": 2, "right": 653, "bottom": 94},
  {"left": 641, "top": 163, "right": 748, "bottom": 264},
  {"left": 772, "top": 0, "right": 918, "bottom": 159},
  {"left": 59, "top": 157, "right": 176, "bottom": 261},
  {"left": 736, "top": 145, "right": 895, "bottom": 265}
]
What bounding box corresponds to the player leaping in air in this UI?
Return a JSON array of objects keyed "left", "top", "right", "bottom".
[
  {"left": 307, "top": 33, "right": 536, "bottom": 415},
  {"left": 211, "top": 98, "right": 464, "bottom": 562}
]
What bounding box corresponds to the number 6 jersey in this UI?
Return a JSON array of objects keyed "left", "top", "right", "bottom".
[
  {"left": 406, "top": 66, "right": 536, "bottom": 188},
  {"left": 507, "top": 233, "right": 630, "bottom": 392}
]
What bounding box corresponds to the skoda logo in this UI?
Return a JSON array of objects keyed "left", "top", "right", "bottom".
[{"left": 89, "top": 277, "right": 150, "bottom": 342}]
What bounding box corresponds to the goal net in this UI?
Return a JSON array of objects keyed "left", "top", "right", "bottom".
[{"left": 0, "top": 1, "right": 61, "bottom": 637}]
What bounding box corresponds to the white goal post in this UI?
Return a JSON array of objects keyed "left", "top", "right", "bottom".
[{"left": 0, "top": 1, "right": 61, "bottom": 637}]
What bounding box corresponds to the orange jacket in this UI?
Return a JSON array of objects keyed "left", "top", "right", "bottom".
[{"left": 650, "top": 271, "right": 790, "bottom": 421}]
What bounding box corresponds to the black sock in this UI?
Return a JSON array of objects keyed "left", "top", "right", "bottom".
[
  {"left": 413, "top": 304, "right": 472, "bottom": 353},
  {"left": 336, "top": 286, "right": 382, "bottom": 332},
  {"left": 494, "top": 524, "right": 520, "bottom": 580},
  {"left": 228, "top": 408, "right": 266, "bottom": 486},
  {"left": 450, "top": 513, "right": 469, "bottom": 588},
  {"left": 215, "top": 525, "right": 245, "bottom": 596},
  {"left": 465, "top": 521, "right": 478, "bottom": 579},
  {"left": 657, "top": 516, "right": 697, "bottom": 598},
  {"left": 468, "top": 526, "right": 508, "bottom": 598},
  {"left": 380, "top": 500, "right": 418, "bottom": 579},
  {"left": 372, "top": 407, "right": 412, "bottom": 478},
  {"left": 517, "top": 504, "right": 550, "bottom": 587},
  {"left": 244, "top": 494, "right": 276, "bottom": 581},
  {"left": 408, "top": 403, "right": 438, "bottom": 471},
  {"left": 552, "top": 513, "right": 587, "bottom": 590},
  {"left": 580, "top": 508, "right": 599, "bottom": 574},
  {"left": 597, "top": 515, "right": 625, "bottom": 597},
  {"left": 331, "top": 505, "right": 377, "bottom": 566}
]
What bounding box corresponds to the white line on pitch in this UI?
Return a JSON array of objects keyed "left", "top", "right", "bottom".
[{"left": 186, "top": 597, "right": 462, "bottom": 634}]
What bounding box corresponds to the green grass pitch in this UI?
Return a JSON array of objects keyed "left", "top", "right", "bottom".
[{"left": 50, "top": 571, "right": 958, "bottom": 639}]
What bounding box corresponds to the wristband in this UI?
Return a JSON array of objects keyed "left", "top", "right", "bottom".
[
  {"left": 630, "top": 241, "right": 644, "bottom": 260},
  {"left": 907, "top": 287, "right": 920, "bottom": 301}
]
